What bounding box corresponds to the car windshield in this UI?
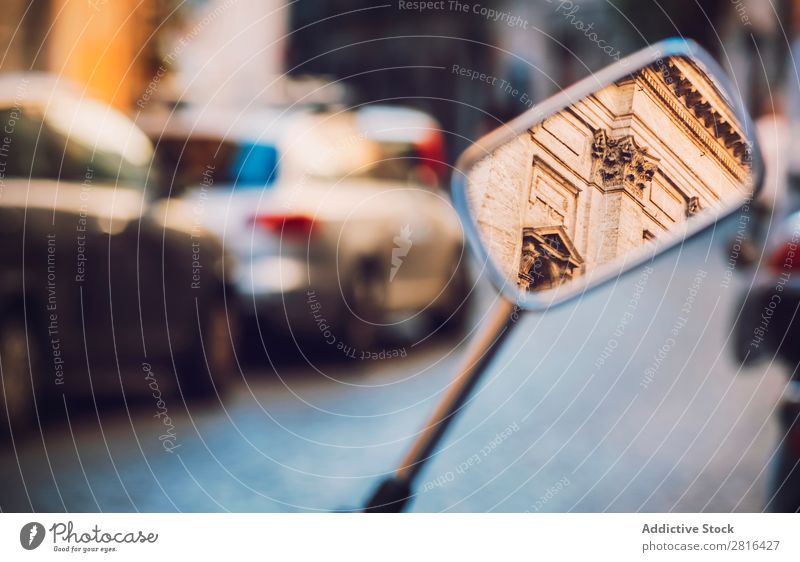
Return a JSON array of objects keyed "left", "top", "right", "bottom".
[
  {"left": 0, "top": 98, "right": 153, "bottom": 187},
  {"left": 152, "top": 137, "right": 279, "bottom": 193},
  {"left": 283, "top": 112, "right": 424, "bottom": 183},
  {"left": 309, "top": 140, "right": 421, "bottom": 182},
  {"left": 45, "top": 96, "right": 153, "bottom": 185}
]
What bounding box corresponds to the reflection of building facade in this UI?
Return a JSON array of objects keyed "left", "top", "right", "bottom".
[
  {"left": 468, "top": 57, "right": 751, "bottom": 291},
  {"left": 2, "top": 0, "right": 164, "bottom": 111}
]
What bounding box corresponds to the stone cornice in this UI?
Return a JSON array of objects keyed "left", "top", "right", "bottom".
[{"left": 638, "top": 64, "right": 750, "bottom": 184}]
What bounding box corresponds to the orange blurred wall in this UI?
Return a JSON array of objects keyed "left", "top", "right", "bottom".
[{"left": 46, "top": 0, "right": 155, "bottom": 111}]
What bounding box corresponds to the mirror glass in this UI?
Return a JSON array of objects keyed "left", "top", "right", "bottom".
[{"left": 465, "top": 55, "right": 755, "bottom": 301}]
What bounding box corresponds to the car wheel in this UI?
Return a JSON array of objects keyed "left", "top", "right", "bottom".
[
  {"left": 733, "top": 293, "right": 768, "bottom": 366},
  {"left": 0, "top": 315, "right": 39, "bottom": 434},
  {"left": 342, "top": 261, "right": 385, "bottom": 353},
  {"left": 768, "top": 441, "right": 800, "bottom": 513},
  {"left": 177, "top": 298, "right": 238, "bottom": 398},
  {"left": 430, "top": 251, "right": 471, "bottom": 334},
  {"left": 768, "top": 398, "right": 800, "bottom": 512}
]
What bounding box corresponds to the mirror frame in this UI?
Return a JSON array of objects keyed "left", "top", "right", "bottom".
[{"left": 451, "top": 38, "right": 765, "bottom": 312}]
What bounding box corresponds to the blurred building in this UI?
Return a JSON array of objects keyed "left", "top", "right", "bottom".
[
  {"left": 1, "top": 0, "right": 174, "bottom": 110},
  {"left": 468, "top": 57, "right": 751, "bottom": 291},
  {"left": 0, "top": 0, "right": 289, "bottom": 112},
  {"left": 167, "top": 0, "right": 287, "bottom": 107},
  {"left": 286, "top": 0, "right": 496, "bottom": 161}
]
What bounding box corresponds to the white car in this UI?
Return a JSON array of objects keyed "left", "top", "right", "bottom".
[{"left": 145, "top": 105, "right": 471, "bottom": 356}]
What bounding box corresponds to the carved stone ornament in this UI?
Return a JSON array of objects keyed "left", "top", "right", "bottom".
[
  {"left": 591, "top": 130, "right": 659, "bottom": 195},
  {"left": 686, "top": 195, "right": 701, "bottom": 217}
]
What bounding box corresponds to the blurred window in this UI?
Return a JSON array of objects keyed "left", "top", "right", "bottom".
[
  {"left": 361, "top": 141, "right": 416, "bottom": 182},
  {"left": 307, "top": 140, "right": 440, "bottom": 184},
  {"left": 0, "top": 107, "right": 47, "bottom": 179},
  {"left": 152, "top": 137, "right": 279, "bottom": 194},
  {"left": 292, "top": 137, "right": 421, "bottom": 183},
  {"left": 286, "top": 111, "right": 443, "bottom": 185}
]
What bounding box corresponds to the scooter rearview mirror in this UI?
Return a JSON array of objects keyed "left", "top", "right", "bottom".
[{"left": 364, "top": 38, "right": 763, "bottom": 512}]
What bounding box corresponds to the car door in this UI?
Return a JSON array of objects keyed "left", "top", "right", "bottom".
[
  {"left": 37, "top": 96, "right": 153, "bottom": 375},
  {"left": 0, "top": 102, "right": 100, "bottom": 396}
]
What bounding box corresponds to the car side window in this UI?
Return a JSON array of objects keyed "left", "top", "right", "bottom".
[
  {"left": 0, "top": 101, "right": 152, "bottom": 187},
  {"left": 43, "top": 117, "right": 110, "bottom": 183},
  {"left": 41, "top": 96, "right": 153, "bottom": 187},
  {"left": 0, "top": 106, "right": 53, "bottom": 179}
]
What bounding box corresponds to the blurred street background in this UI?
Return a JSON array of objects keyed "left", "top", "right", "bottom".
[{"left": 1, "top": 0, "right": 800, "bottom": 512}]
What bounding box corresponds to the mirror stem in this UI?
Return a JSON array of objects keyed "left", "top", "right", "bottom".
[{"left": 363, "top": 297, "right": 518, "bottom": 512}]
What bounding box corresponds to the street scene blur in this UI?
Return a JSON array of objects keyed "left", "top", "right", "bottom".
[{"left": 1, "top": 0, "right": 800, "bottom": 512}]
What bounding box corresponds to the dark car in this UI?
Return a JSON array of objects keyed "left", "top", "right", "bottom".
[
  {"left": 0, "top": 74, "right": 238, "bottom": 432},
  {"left": 734, "top": 208, "right": 800, "bottom": 511}
]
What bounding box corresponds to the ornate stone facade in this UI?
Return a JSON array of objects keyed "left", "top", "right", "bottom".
[
  {"left": 591, "top": 131, "right": 659, "bottom": 194},
  {"left": 467, "top": 56, "right": 751, "bottom": 292}
]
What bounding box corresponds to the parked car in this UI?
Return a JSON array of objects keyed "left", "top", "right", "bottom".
[
  {"left": 734, "top": 209, "right": 800, "bottom": 511},
  {"left": 142, "top": 104, "right": 470, "bottom": 357},
  {"left": 0, "top": 74, "right": 238, "bottom": 433}
]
